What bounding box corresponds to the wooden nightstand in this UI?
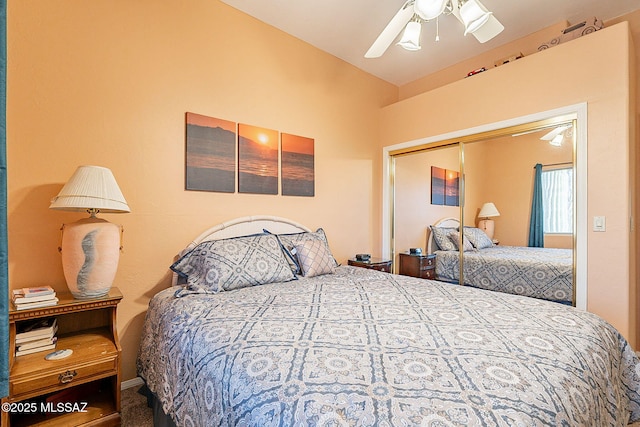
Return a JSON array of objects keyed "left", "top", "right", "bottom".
[
  {"left": 399, "top": 253, "right": 436, "bottom": 279},
  {"left": 2, "top": 287, "right": 122, "bottom": 427},
  {"left": 348, "top": 257, "right": 393, "bottom": 273}
]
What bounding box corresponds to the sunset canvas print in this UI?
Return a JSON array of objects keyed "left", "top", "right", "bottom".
[
  {"left": 185, "top": 112, "right": 236, "bottom": 193},
  {"left": 431, "top": 166, "right": 445, "bottom": 205},
  {"left": 445, "top": 169, "right": 460, "bottom": 206},
  {"left": 281, "top": 133, "right": 314, "bottom": 197},
  {"left": 238, "top": 124, "right": 279, "bottom": 194}
]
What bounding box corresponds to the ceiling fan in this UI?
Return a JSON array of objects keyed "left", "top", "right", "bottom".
[{"left": 365, "top": 0, "right": 504, "bottom": 58}]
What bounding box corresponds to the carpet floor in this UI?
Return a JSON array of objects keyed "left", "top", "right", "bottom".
[{"left": 121, "top": 386, "right": 153, "bottom": 426}]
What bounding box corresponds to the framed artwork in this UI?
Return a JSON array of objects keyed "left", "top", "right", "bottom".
[
  {"left": 430, "top": 166, "right": 445, "bottom": 205},
  {"left": 281, "top": 133, "right": 314, "bottom": 197},
  {"left": 185, "top": 112, "right": 236, "bottom": 193},
  {"left": 445, "top": 170, "right": 460, "bottom": 206},
  {"left": 238, "top": 123, "right": 279, "bottom": 195}
]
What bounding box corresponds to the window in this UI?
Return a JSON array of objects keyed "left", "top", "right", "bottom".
[{"left": 541, "top": 168, "right": 573, "bottom": 234}]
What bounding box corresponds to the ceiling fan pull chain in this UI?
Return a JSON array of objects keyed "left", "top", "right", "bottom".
[{"left": 436, "top": 16, "right": 440, "bottom": 41}]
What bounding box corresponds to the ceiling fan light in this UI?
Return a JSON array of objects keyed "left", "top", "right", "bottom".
[
  {"left": 397, "top": 21, "right": 422, "bottom": 51},
  {"left": 414, "top": 0, "right": 448, "bottom": 21},
  {"left": 460, "top": 0, "right": 492, "bottom": 35},
  {"left": 549, "top": 133, "right": 564, "bottom": 147}
]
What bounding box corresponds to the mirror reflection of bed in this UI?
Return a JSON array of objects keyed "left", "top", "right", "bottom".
[
  {"left": 426, "top": 217, "right": 573, "bottom": 304},
  {"left": 393, "top": 117, "right": 575, "bottom": 305}
]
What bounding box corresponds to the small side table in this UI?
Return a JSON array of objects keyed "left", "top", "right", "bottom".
[
  {"left": 399, "top": 253, "right": 436, "bottom": 279},
  {"left": 348, "top": 257, "right": 392, "bottom": 273}
]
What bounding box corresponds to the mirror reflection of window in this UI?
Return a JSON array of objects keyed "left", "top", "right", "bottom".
[{"left": 542, "top": 167, "right": 573, "bottom": 234}]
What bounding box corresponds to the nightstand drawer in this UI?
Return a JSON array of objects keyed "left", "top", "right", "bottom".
[
  {"left": 420, "top": 257, "right": 435, "bottom": 268},
  {"left": 11, "top": 357, "right": 117, "bottom": 399}
]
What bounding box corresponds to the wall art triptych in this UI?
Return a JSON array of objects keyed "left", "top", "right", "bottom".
[{"left": 185, "top": 112, "right": 314, "bottom": 197}]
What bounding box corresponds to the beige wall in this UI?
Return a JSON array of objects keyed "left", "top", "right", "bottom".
[
  {"left": 7, "top": 1, "right": 397, "bottom": 380},
  {"left": 380, "top": 23, "right": 637, "bottom": 347}
]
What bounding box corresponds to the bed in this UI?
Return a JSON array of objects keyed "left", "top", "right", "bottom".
[
  {"left": 427, "top": 217, "right": 573, "bottom": 304},
  {"left": 137, "top": 215, "right": 640, "bottom": 426}
]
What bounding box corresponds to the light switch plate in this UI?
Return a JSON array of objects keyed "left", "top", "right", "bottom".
[{"left": 593, "top": 216, "right": 606, "bottom": 232}]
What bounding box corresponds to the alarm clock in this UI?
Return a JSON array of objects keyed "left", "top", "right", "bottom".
[
  {"left": 355, "top": 253, "right": 371, "bottom": 261},
  {"left": 409, "top": 248, "right": 423, "bottom": 255}
]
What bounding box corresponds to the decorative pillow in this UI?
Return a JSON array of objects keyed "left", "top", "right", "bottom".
[
  {"left": 171, "top": 233, "right": 295, "bottom": 295},
  {"left": 266, "top": 228, "right": 338, "bottom": 274},
  {"left": 463, "top": 226, "right": 494, "bottom": 249},
  {"left": 294, "top": 239, "right": 336, "bottom": 278},
  {"left": 429, "top": 226, "right": 457, "bottom": 251},
  {"left": 448, "top": 231, "right": 475, "bottom": 252}
]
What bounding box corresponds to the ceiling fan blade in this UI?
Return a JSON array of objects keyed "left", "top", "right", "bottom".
[
  {"left": 365, "top": 1, "right": 415, "bottom": 58},
  {"left": 541, "top": 125, "right": 571, "bottom": 141},
  {"left": 470, "top": 14, "right": 504, "bottom": 43}
]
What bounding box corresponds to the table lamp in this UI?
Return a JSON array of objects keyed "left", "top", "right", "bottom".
[
  {"left": 477, "top": 202, "right": 500, "bottom": 239},
  {"left": 50, "top": 165, "right": 130, "bottom": 299}
]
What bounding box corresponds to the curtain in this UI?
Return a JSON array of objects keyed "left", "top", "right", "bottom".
[
  {"left": 528, "top": 163, "right": 544, "bottom": 247},
  {"left": 0, "top": 0, "right": 8, "bottom": 399}
]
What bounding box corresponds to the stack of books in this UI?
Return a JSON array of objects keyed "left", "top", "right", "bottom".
[
  {"left": 15, "top": 317, "right": 58, "bottom": 357},
  {"left": 12, "top": 286, "right": 58, "bottom": 310}
]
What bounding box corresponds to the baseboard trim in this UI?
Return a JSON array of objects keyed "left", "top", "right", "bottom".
[{"left": 121, "top": 376, "right": 144, "bottom": 391}]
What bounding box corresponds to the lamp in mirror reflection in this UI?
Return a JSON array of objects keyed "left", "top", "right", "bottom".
[
  {"left": 50, "top": 165, "right": 130, "bottom": 299},
  {"left": 478, "top": 202, "right": 500, "bottom": 239}
]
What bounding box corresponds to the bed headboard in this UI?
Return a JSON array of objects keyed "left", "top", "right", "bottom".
[
  {"left": 426, "top": 217, "right": 460, "bottom": 254},
  {"left": 172, "top": 215, "right": 312, "bottom": 285}
]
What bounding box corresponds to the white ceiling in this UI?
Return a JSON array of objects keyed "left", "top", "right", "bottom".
[{"left": 219, "top": 0, "right": 640, "bottom": 86}]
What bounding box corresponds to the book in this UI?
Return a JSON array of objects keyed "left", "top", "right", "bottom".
[
  {"left": 17, "top": 336, "right": 57, "bottom": 351},
  {"left": 14, "top": 298, "right": 59, "bottom": 310},
  {"left": 15, "top": 325, "right": 58, "bottom": 344},
  {"left": 13, "top": 290, "right": 57, "bottom": 304},
  {"left": 14, "top": 286, "right": 55, "bottom": 298},
  {"left": 15, "top": 318, "right": 57, "bottom": 341},
  {"left": 15, "top": 343, "right": 56, "bottom": 357}
]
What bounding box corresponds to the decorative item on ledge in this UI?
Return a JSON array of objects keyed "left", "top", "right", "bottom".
[
  {"left": 50, "top": 166, "right": 130, "bottom": 299},
  {"left": 477, "top": 202, "right": 500, "bottom": 239}
]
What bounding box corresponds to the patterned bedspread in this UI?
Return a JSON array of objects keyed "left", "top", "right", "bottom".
[
  {"left": 137, "top": 266, "right": 640, "bottom": 426},
  {"left": 435, "top": 246, "right": 573, "bottom": 303}
]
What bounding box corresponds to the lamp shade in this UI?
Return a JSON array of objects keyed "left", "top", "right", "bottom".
[
  {"left": 397, "top": 21, "right": 422, "bottom": 51},
  {"left": 460, "top": 0, "right": 492, "bottom": 34},
  {"left": 478, "top": 202, "right": 500, "bottom": 218},
  {"left": 414, "top": 0, "right": 448, "bottom": 21},
  {"left": 50, "top": 165, "right": 130, "bottom": 213}
]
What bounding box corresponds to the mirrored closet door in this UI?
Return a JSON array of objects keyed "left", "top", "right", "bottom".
[{"left": 390, "top": 114, "right": 578, "bottom": 306}]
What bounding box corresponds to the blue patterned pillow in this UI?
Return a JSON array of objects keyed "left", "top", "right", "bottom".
[
  {"left": 463, "top": 226, "right": 494, "bottom": 249},
  {"left": 295, "top": 239, "right": 336, "bottom": 277},
  {"left": 429, "top": 226, "right": 457, "bottom": 251},
  {"left": 265, "top": 228, "right": 338, "bottom": 274},
  {"left": 448, "top": 231, "right": 475, "bottom": 252},
  {"left": 171, "top": 233, "right": 296, "bottom": 295}
]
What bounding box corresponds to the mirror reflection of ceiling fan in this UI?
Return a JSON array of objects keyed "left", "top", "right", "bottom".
[{"left": 365, "top": 0, "right": 504, "bottom": 58}]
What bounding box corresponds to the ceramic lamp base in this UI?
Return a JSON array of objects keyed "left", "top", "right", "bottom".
[
  {"left": 478, "top": 219, "right": 495, "bottom": 239},
  {"left": 60, "top": 217, "right": 121, "bottom": 299}
]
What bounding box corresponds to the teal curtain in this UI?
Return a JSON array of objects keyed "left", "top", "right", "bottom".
[
  {"left": 0, "top": 0, "right": 8, "bottom": 398},
  {"left": 528, "top": 163, "right": 544, "bottom": 248}
]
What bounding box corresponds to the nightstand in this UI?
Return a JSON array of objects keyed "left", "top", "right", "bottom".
[
  {"left": 348, "top": 257, "right": 392, "bottom": 273},
  {"left": 399, "top": 253, "right": 436, "bottom": 279},
  {"left": 2, "top": 287, "right": 122, "bottom": 427}
]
